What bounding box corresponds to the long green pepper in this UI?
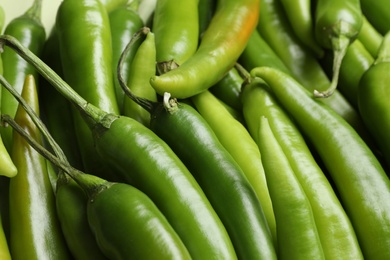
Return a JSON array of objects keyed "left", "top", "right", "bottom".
[
  {"left": 242, "top": 80, "right": 363, "bottom": 259},
  {"left": 250, "top": 66, "right": 390, "bottom": 260},
  {"left": 0, "top": 34, "right": 237, "bottom": 260},
  {"left": 0, "top": 0, "right": 45, "bottom": 151}
]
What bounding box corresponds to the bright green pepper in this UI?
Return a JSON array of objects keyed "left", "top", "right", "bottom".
[
  {"left": 358, "top": 32, "right": 390, "bottom": 171},
  {"left": 360, "top": 0, "right": 390, "bottom": 35},
  {"left": 150, "top": 0, "right": 260, "bottom": 98},
  {"left": 0, "top": 0, "right": 46, "bottom": 151},
  {"left": 250, "top": 66, "right": 390, "bottom": 260},
  {"left": 0, "top": 209, "right": 11, "bottom": 260},
  {"left": 358, "top": 16, "right": 383, "bottom": 58},
  {"left": 56, "top": 0, "right": 119, "bottom": 178},
  {"left": 242, "top": 79, "right": 363, "bottom": 259},
  {"left": 313, "top": 0, "right": 363, "bottom": 97},
  {"left": 257, "top": 116, "right": 325, "bottom": 259},
  {"left": 0, "top": 34, "right": 236, "bottom": 260},
  {"left": 152, "top": 0, "right": 199, "bottom": 74},
  {"left": 8, "top": 75, "right": 70, "bottom": 260}
]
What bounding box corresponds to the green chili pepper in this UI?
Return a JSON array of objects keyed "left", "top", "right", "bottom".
[
  {"left": 0, "top": 0, "right": 46, "bottom": 151},
  {"left": 2, "top": 113, "right": 192, "bottom": 260},
  {"left": 8, "top": 74, "right": 70, "bottom": 260},
  {"left": 337, "top": 39, "right": 374, "bottom": 109},
  {"left": 257, "top": 0, "right": 372, "bottom": 145},
  {"left": 250, "top": 66, "right": 390, "bottom": 260},
  {"left": 238, "top": 29, "right": 291, "bottom": 75},
  {"left": 191, "top": 90, "right": 277, "bottom": 246},
  {"left": 150, "top": 0, "right": 260, "bottom": 98},
  {"left": 358, "top": 32, "right": 390, "bottom": 171},
  {"left": 0, "top": 209, "right": 11, "bottom": 260},
  {"left": 0, "top": 5, "right": 4, "bottom": 33},
  {"left": 152, "top": 0, "right": 199, "bottom": 74},
  {"left": 38, "top": 28, "right": 84, "bottom": 171},
  {"left": 313, "top": 0, "right": 363, "bottom": 98},
  {"left": 257, "top": 116, "right": 325, "bottom": 259},
  {"left": 360, "top": 0, "right": 390, "bottom": 35},
  {"left": 55, "top": 173, "right": 110, "bottom": 260},
  {"left": 279, "top": 0, "right": 323, "bottom": 57},
  {"left": 109, "top": 2, "right": 144, "bottom": 112},
  {"left": 358, "top": 16, "right": 384, "bottom": 58},
  {"left": 198, "top": 0, "right": 216, "bottom": 39},
  {"left": 242, "top": 79, "right": 363, "bottom": 259},
  {"left": 56, "top": 0, "right": 120, "bottom": 178},
  {"left": 209, "top": 67, "right": 244, "bottom": 111},
  {"left": 99, "top": 0, "right": 128, "bottom": 12},
  {"left": 123, "top": 29, "right": 157, "bottom": 126},
  {"left": 0, "top": 34, "right": 237, "bottom": 260},
  {"left": 120, "top": 32, "right": 276, "bottom": 259}
]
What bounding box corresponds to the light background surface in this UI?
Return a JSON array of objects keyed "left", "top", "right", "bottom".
[
  {"left": 2, "top": 0, "right": 62, "bottom": 33},
  {"left": 1, "top": 0, "right": 156, "bottom": 34}
]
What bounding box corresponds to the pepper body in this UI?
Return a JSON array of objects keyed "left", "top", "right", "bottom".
[
  {"left": 150, "top": 100, "right": 276, "bottom": 260},
  {"left": 150, "top": 0, "right": 260, "bottom": 98},
  {"left": 109, "top": 4, "right": 144, "bottom": 111},
  {"left": 87, "top": 181, "right": 192, "bottom": 260},
  {"left": 358, "top": 16, "right": 383, "bottom": 58},
  {"left": 92, "top": 114, "right": 237, "bottom": 260},
  {"left": 152, "top": 0, "right": 199, "bottom": 73},
  {"left": 251, "top": 66, "right": 390, "bottom": 260},
  {"left": 359, "top": 0, "right": 390, "bottom": 35},
  {"left": 9, "top": 75, "right": 70, "bottom": 260},
  {"left": 257, "top": 116, "right": 325, "bottom": 260},
  {"left": 358, "top": 32, "right": 390, "bottom": 171},
  {"left": 56, "top": 0, "right": 119, "bottom": 178},
  {"left": 242, "top": 80, "right": 363, "bottom": 259},
  {"left": 0, "top": 0, "right": 46, "bottom": 151},
  {"left": 192, "top": 90, "right": 276, "bottom": 244}
]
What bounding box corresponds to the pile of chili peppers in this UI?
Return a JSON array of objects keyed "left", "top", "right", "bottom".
[{"left": 0, "top": 0, "right": 389, "bottom": 259}]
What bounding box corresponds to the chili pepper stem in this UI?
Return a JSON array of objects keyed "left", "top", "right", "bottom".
[
  {"left": 314, "top": 35, "right": 349, "bottom": 98},
  {"left": 25, "top": 0, "right": 43, "bottom": 23}
]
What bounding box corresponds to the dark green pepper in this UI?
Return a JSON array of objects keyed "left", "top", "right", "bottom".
[
  {"left": 0, "top": 0, "right": 46, "bottom": 151},
  {"left": 358, "top": 32, "right": 390, "bottom": 171}
]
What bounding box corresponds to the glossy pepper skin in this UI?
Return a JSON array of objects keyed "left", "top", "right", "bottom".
[
  {"left": 0, "top": 0, "right": 45, "bottom": 151},
  {"left": 191, "top": 90, "right": 276, "bottom": 245},
  {"left": 55, "top": 173, "right": 108, "bottom": 260},
  {"left": 86, "top": 179, "right": 192, "bottom": 260},
  {"left": 152, "top": 0, "right": 199, "bottom": 73},
  {"left": 251, "top": 66, "right": 390, "bottom": 260},
  {"left": 150, "top": 0, "right": 260, "bottom": 98},
  {"left": 109, "top": 3, "right": 144, "bottom": 112},
  {"left": 242, "top": 80, "right": 363, "bottom": 259},
  {"left": 149, "top": 98, "right": 276, "bottom": 260},
  {"left": 56, "top": 0, "right": 119, "bottom": 178},
  {"left": 359, "top": 0, "right": 390, "bottom": 35},
  {"left": 257, "top": 116, "right": 325, "bottom": 260},
  {"left": 313, "top": 0, "right": 363, "bottom": 97},
  {"left": 0, "top": 34, "right": 237, "bottom": 260},
  {"left": 358, "top": 32, "right": 390, "bottom": 171},
  {"left": 358, "top": 16, "right": 383, "bottom": 58},
  {"left": 9, "top": 75, "right": 71, "bottom": 260}
]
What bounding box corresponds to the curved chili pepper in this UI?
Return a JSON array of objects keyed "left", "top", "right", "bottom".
[
  {"left": 150, "top": 0, "right": 260, "bottom": 98},
  {"left": 9, "top": 75, "right": 70, "bottom": 259},
  {"left": 257, "top": 0, "right": 372, "bottom": 145},
  {"left": 313, "top": 0, "right": 363, "bottom": 97},
  {"left": 0, "top": 34, "right": 237, "bottom": 260},
  {"left": 55, "top": 173, "right": 109, "bottom": 260},
  {"left": 0, "top": 0, "right": 45, "bottom": 151},
  {"left": 56, "top": 0, "right": 119, "bottom": 178},
  {"left": 242, "top": 79, "right": 363, "bottom": 259},
  {"left": 209, "top": 67, "right": 243, "bottom": 111},
  {"left": 109, "top": 2, "right": 144, "bottom": 112},
  {"left": 279, "top": 0, "right": 323, "bottom": 57},
  {"left": 191, "top": 90, "right": 277, "bottom": 245},
  {"left": 152, "top": 0, "right": 199, "bottom": 74},
  {"left": 123, "top": 29, "right": 157, "bottom": 126},
  {"left": 360, "top": 0, "right": 390, "bottom": 35},
  {"left": 358, "top": 16, "right": 383, "bottom": 58},
  {"left": 198, "top": 0, "right": 215, "bottom": 39},
  {"left": 250, "top": 66, "right": 390, "bottom": 260},
  {"left": 258, "top": 116, "right": 325, "bottom": 259},
  {"left": 358, "top": 32, "right": 390, "bottom": 171}
]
